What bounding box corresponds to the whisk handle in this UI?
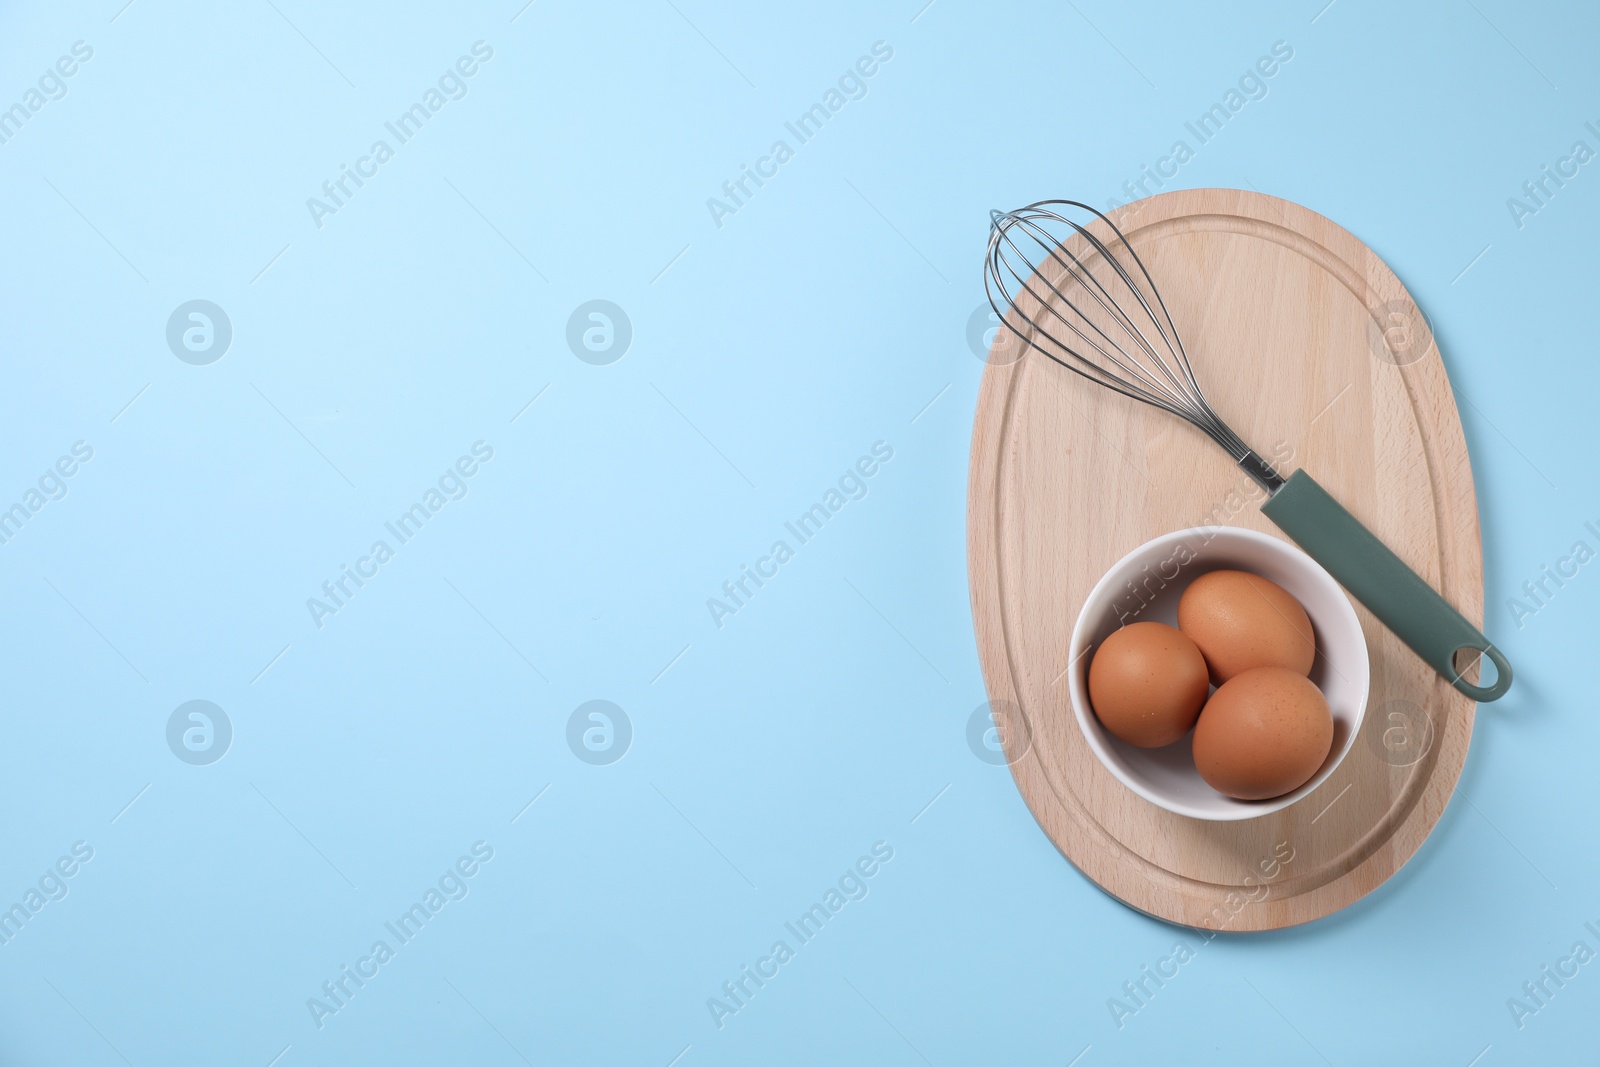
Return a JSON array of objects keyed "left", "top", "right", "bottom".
[{"left": 1260, "top": 469, "right": 1512, "bottom": 702}]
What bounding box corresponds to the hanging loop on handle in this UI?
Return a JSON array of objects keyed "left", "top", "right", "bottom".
[{"left": 1447, "top": 642, "right": 1512, "bottom": 703}]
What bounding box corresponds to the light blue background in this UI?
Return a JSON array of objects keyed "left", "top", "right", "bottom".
[{"left": 0, "top": 0, "right": 1593, "bottom": 1063}]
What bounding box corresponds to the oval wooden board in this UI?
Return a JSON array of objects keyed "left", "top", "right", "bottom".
[{"left": 967, "top": 187, "right": 1484, "bottom": 931}]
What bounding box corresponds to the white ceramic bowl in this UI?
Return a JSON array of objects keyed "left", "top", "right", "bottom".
[{"left": 1068, "top": 526, "right": 1370, "bottom": 821}]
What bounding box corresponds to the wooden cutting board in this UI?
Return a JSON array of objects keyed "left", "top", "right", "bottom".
[{"left": 967, "top": 187, "right": 1483, "bottom": 931}]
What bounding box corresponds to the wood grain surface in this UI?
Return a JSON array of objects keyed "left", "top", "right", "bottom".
[{"left": 966, "top": 187, "right": 1483, "bottom": 931}]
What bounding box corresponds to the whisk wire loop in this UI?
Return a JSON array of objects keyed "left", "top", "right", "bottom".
[{"left": 984, "top": 199, "right": 1262, "bottom": 469}]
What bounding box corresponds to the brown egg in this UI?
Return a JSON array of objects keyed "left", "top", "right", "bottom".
[
  {"left": 1192, "top": 667, "right": 1334, "bottom": 800},
  {"left": 1087, "top": 621, "right": 1210, "bottom": 748},
  {"left": 1177, "top": 569, "right": 1316, "bottom": 683}
]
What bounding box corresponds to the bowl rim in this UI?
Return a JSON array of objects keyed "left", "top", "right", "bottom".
[{"left": 1067, "top": 525, "right": 1371, "bottom": 821}]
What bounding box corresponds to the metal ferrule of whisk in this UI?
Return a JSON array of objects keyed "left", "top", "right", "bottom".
[{"left": 984, "top": 200, "right": 1286, "bottom": 495}]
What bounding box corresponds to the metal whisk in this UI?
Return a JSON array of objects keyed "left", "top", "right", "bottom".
[
  {"left": 984, "top": 199, "right": 1282, "bottom": 493},
  {"left": 981, "top": 197, "right": 1513, "bottom": 702}
]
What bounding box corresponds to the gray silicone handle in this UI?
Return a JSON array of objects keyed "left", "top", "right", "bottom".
[{"left": 1260, "top": 469, "right": 1512, "bottom": 702}]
